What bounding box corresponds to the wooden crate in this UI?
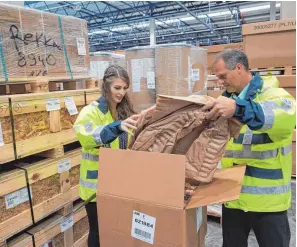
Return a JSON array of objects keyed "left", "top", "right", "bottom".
[
  {"left": 9, "top": 90, "right": 85, "bottom": 159},
  {"left": 201, "top": 43, "right": 243, "bottom": 73},
  {"left": 0, "top": 148, "right": 81, "bottom": 242},
  {"left": 242, "top": 19, "right": 296, "bottom": 69},
  {"left": 0, "top": 4, "right": 90, "bottom": 83},
  {"left": 85, "top": 89, "right": 101, "bottom": 105},
  {"left": 0, "top": 96, "right": 14, "bottom": 164},
  {"left": 6, "top": 202, "right": 88, "bottom": 247}
]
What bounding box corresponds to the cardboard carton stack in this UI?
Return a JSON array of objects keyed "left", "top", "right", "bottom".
[
  {"left": 0, "top": 3, "right": 90, "bottom": 82},
  {"left": 90, "top": 52, "right": 126, "bottom": 89},
  {"left": 125, "top": 46, "right": 156, "bottom": 113},
  {"left": 155, "top": 44, "right": 207, "bottom": 97},
  {"left": 125, "top": 44, "right": 207, "bottom": 113},
  {"left": 201, "top": 43, "right": 243, "bottom": 75}
]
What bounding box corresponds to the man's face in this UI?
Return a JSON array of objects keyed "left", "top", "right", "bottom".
[{"left": 214, "top": 59, "right": 241, "bottom": 94}]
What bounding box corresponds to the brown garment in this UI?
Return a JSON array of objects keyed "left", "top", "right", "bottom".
[{"left": 130, "top": 95, "right": 242, "bottom": 184}]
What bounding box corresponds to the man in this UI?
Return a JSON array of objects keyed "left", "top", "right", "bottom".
[{"left": 202, "top": 49, "right": 296, "bottom": 247}]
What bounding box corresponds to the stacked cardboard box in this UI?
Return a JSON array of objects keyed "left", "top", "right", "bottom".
[
  {"left": 90, "top": 52, "right": 126, "bottom": 89},
  {"left": 242, "top": 19, "right": 296, "bottom": 69},
  {"left": 125, "top": 46, "right": 156, "bottom": 113},
  {"left": 155, "top": 44, "right": 207, "bottom": 97},
  {"left": 201, "top": 43, "right": 243, "bottom": 74},
  {"left": 0, "top": 3, "right": 90, "bottom": 82},
  {"left": 125, "top": 44, "right": 207, "bottom": 113}
]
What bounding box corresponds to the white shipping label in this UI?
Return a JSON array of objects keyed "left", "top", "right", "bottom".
[
  {"left": 64, "top": 97, "right": 78, "bottom": 116},
  {"left": 61, "top": 215, "right": 74, "bottom": 232},
  {"left": 0, "top": 121, "right": 4, "bottom": 147},
  {"left": 188, "top": 56, "right": 194, "bottom": 93},
  {"left": 196, "top": 207, "right": 203, "bottom": 232},
  {"left": 40, "top": 241, "right": 53, "bottom": 247},
  {"left": 57, "top": 159, "right": 71, "bottom": 173},
  {"left": 76, "top": 37, "right": 86, "bottom": 56},
  {"left": 146, "top": 71, "right": 155, "bottom": 89},
  {"left": 97, "top": 61, "right": 110, "bottom": 80},
  {"left": 192, "top": 69, "right": 200, "bottom": 81},
  {"left": 46, "top": 98, "right": 61, "bottom": 112},
  {"left": 5, "top": 187, "right": 32, "bottom": 209},
  {"left": 143, "top": 58, "right": 154, "bottom": 77},
  {"left": 90, "top": 61, "right": 98, "bottom": 77},
  {"left": 131, "top": 210, "right": 156, "bottom": 245},
  {"left": 131, "top": 59, "right": 144, "bottom": 84}
]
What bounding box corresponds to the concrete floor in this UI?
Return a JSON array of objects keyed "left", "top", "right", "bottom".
[{"left": 205, "top": 179, "right": 296, "bottom": 247}]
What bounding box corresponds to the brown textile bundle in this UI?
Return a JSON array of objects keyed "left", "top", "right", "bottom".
[{"left": 130, "top": 95, "right": 242, "bottom": 184}]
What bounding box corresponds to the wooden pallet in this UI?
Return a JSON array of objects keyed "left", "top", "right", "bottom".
[
  {"left": 0, "top": 148, "right": 81, "bottom": 242},
  {"left": 0, "top": 78, "right": 97, "bottom": 96},
  {"left": 5, "top": 201, "right": 88, "bottom": 247},
  {"left": 250, "top": 66, "right": 296, "bottom": 76},
  {"left": 85, "top": 88, "right": 101, "bottom": 104}
]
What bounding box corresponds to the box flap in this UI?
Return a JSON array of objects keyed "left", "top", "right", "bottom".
[
  {"left": 186, "top": 165, "right": 246, "bottom": 209},
  {"left": 98, "top": 149, "right": 186, "bottom": 209},
  {"left": 158, "top": 95, "right": 208, "bottom": 105}
]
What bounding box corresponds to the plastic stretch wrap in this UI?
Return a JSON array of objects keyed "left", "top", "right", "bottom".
[
  {"left": 125, "top": 46, "right": 156, "bottom": 113},
  {"left": 0, "top": 3, "right": 90, "bottom": 83},
  {"left": 125, "top": 44, "right": 207, "bottom": 112}
]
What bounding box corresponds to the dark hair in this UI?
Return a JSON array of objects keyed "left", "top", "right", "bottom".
[
  {"left": 214, "top": 49, "right": 249, "bottom": 71},
  {"left": 102, "top": 65, "right": 136, "bottom": 120}
]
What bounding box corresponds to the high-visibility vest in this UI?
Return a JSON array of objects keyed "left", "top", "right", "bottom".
[
  {"left": 74, "top": 97, "right": 129, "bottom": 201},
  {"left": 222, "top": 75, "right": 296, "bottom": 212}
]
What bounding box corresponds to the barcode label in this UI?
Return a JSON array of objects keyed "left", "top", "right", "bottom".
[
  {"left": 147, "top": 71, "right": 155, "bottom": 89},
  {"left": 46, "top": 98, "right": 61, "bottom": 112},
  {"left": 57, "top": 159, "right": 71, "bottom": 173},
  {"left": 131, "top": 210, "right": 156, "bottom": 245},
  {"left": 64, "top": 97, "right": 78, "bottom": 116},
  {"left": 0, "top": 121, "right": 4, "bottom": 146},
  {"left": 5, "top": 187, "right": 32, "bottom": 209},
  {"left": 134, "top": 228, "right": 152, "bottom": 239},
  {"left": 76, "top": 37, "right": 86, "bottom": 56},
  {"left": 192, "top": 69, "right": 200, "bottom": 81},
  {"left": 60, "top": 215, "right": 74, "bottom": 232}
]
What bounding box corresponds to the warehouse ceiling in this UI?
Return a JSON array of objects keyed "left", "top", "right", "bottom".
[{"left": 24, "top": 1, "right": 281, "bottom": 51}]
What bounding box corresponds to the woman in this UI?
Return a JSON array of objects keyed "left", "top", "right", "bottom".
[{"left": 73, "top": 65, "right": 139, "bottom": 247}]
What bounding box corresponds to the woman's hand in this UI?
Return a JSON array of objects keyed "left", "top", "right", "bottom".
[{"left": 120, "top": 115, "right": 140, "bottom": 135}]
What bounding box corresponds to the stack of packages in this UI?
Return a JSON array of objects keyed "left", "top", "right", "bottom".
[
  {"left": 90, "top": 52, "right": 126, "bottom": 89},
  {"left": 0, "top": 3, "right": 90, "bottom": 83},
  {"left": 125, "top": 44, "right": 207, "bottom": 113}
]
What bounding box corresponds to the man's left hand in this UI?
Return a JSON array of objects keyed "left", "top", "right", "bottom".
[{"left": 201, "top": 96, "right": 236, "bottom": 120}]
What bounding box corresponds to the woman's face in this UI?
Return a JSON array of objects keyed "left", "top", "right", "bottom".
[{"left": 108, "top": 77, "right": 128, "bottom": 105}]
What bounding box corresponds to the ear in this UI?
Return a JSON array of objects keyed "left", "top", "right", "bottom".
[{"left": 236, "top": 63, "right": 243, "bottom": 74}]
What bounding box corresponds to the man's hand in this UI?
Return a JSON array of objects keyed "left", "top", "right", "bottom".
[
  {"left": 137, "top": 105, "right": 156, "bottom": 127},
  {"left": 201, "top": 96, "right": 236, "bottom": 120}
]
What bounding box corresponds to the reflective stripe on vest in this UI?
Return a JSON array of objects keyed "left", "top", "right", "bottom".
[
  {"left": 241, "top": 182, "right": 291, "bottom": 195},
  {"left": 259, "top": 101, "right": 277, "bottom": 130},
  {"left": 245, "top": 165, "right": 283, "bottom": 179},
  {"left": 234, "top": 133, "right": 273, "bottom": 145},
  {"left": 82, "top": 152, "right": 99, "bottom": 162},
  {"left": 92, "top": 126, "right": 104, "bottom": 145},
  {"left": 80, "top": 178, "right": 97, "bottom": 190},
  {"left": 224, "top": 144, "right": 292, "bottom": 159},
  {"left": 84, "top": 122, "right": 93, "bottom": 133}
]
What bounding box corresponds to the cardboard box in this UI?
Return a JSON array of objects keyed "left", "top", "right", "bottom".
[
  {"left": 201, "top": 43, "right": 243, "bottom": 71},
  {"left": 242, "top": 19, "right": 296, "bottom": 68},
  {"left": 206, "top": 75, "right": 224, "bottom": 98},
  {"left": 97, "top": 148, "right": 245, "bottom": 247},
  {"left": 125, "top": 46, "right": 156, "bottom": 113},
  {"left": 90, "top": 52, "right": 126, "bottom": 89},
  {"left": 155, "top": 44, "right": 207, "bottom": 97},
  {"left": 0, "top": 3, "right": 90, "bottom": 82}
]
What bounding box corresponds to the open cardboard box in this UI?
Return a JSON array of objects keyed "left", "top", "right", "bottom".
[{"left": 97, "top": 148, "right": 245, "bottom": 247}]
